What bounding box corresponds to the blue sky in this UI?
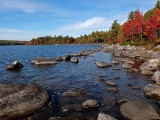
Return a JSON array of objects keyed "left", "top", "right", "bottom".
[{"left": 0, "top": 0, "right": 157, "bottom": 40}]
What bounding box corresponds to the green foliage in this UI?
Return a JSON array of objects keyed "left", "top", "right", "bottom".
[{"left": 0, "top": 40, "right": 26, "bottom": 45}]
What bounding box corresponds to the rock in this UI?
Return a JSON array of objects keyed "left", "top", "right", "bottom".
[
  {"left": 5, "top": 61, "right": 24, "bottom": 70},
  {"left": 152, "top": 71, "right": 160, "bottom": 85},
  {"left": 72, "top": 52, "right": 81, "bottom": 57},
  {"left": 96, "top": 62, "right": 112, "bottom": 68},
  {"left": 141, "top": 70, "right": 154, "bottom": 76},
  {"left": 62, "top": 89, "right": 85, "bottom": 97},
  {"left": 82, "top": 99, "right": 99, "bottom": 108},
  {"left": 0, "top": 83, "right": 50, "bottom": 120},
  {"left": 140, "top": 58, "right": 160, "bottom": 71},
  {"left": 144, "top": 84, "right": 160, "bottom": 100},
  {"left": 120, "top": 100, "right": 160, "bottom": 120},
  {"left": 62, "top": 55, "right": 71, "bottom": 61},
  {"left": 131, "top": 86, "right": 141, "bottom": 90},
  {"left": 115, "top": 57, "right": 135, "bottom": 64},
  {"left": 117, "top": 99, "right": 128, "bottom": 105},
  {"left": 156, "top": 45, "right": 160, "bottom": 49},
  {"left": 80, "top": 51, "right": 89, "bottom": 56},
  {"left": 97, "top": 113, "right": 117, "bottom": 120},
  {"left": 112, "top": 68, "right": 121, "bottom": 70},
  {"left": 48, "top": 117, "right": 61, "bottom": 120},
  {"left": 70, "top": 57, "right": 79, "bottom": 63},
  {"left": 55, "top": 57, "right": 63, "bottom": 61},
  {"left": 105, "top": 81, "right": 117, "bottom": 87},
  {"left": 107, "top": 87, "right": 118, "bottom": 92},
  {"left": 31, "top": 58, "right": 57, "bottom": 65},
  {"left": 122, "top": 63, "right": 132, "bottom": 69},
  {"left": 111, "top": 60, "right": 119, "bottom": 65}
]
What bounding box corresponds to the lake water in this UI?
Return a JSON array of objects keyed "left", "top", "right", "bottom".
[{"left": 0, "top": 45, "right": 157, "bottom": 120}]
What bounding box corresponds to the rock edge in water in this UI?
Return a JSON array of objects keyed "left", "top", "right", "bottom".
[{"left": 0, "top": 83, "right": 50, "bottom": 120}]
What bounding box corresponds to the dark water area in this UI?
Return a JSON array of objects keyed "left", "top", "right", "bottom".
[{"left": 0, "top": 45, "right": 157, "bottom": 120}]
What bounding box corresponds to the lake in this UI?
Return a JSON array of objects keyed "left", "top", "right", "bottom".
[{"left": 0, "top": 45, "right": 156, "bottom": 120}]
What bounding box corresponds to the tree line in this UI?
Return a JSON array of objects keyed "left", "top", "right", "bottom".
[
  {"left": 0, "top": 40, "right": 27, "bottom": 45},
  {"left": 30, "top": 1, "right": 160, "bottom": 45}
]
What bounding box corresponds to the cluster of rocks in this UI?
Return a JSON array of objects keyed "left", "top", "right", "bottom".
[
  {"left": 102, "top": 44, "right": 160, "bottom": 119},
  {"left": 5, "top": 48, "right": 101, "bottom": 70}
]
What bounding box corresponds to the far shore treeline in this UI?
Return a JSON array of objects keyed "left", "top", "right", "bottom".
[
  {"left": 30, "top": 1, "right": 160, "bottom": 46},
  {"left": 1, "top": 1, "right": 160, "bottom": 46}
]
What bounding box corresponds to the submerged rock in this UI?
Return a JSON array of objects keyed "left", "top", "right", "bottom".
[
  {"left": 107, "top": 87, "right": 118, "bottom": 92},
  {"left": 120, "top": 100, "right": 160, "bottom": 120},
  {"left": 97, "top": 113, "right": 117, "bottom": 120},
  {"left": 96, "top": 62, "right": 112, "bottom": 68},
  {"left": 144, "top": 84, "right": 160, "bottom": 100},
  {"left": 5, "top": 61, "right": 23, "bottom": 70},
  {"left": 82, "top": 99, "right": 99, "bottom": 108},
  {"left": 151, "top": 71, "right": 160, "bottom": 85},
  {"left": 0, "top": 83, "right": 50, "bottom": 120},
  {"left": 62, "top": 89, "right": 85, "bottom": 97},
  {"left": 105, "top": 81, "right": 117, "bottom": 87}
]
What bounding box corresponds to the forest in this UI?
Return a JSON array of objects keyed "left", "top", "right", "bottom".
[
  {"left": 30, "top": 1, "right": 160, "bottom": 46},
  {"left": 0, "top": 40, "right": 26, "bottom": 45}
]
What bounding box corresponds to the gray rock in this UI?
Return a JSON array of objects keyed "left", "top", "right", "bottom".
[
  {"left": 70, "top": 57, "right": 79, "bottom": 63},
  {"left": 122, "top": 63, "right": 132, "bottom": 69},
  {"left": 111, "top": 60, "right": 119, "bottom": 65},
  {"left": 97, "top": 113, "right": 117, "bottom": 120},
  {"left": 144, "top": 84, "right": 160, "bottom": 100},
  {"left": 141, "top": 70, "right": 154, "bottom": 76},
  {"left": 82, "top": 99, "right": 99, "bottom": 108},
  {"left": 62, "top": 55, "right": 71, "bottom": 60},
  {"left": 140, "top": 58, "right": 160, "bottom": 71},
  {"left": 0, "top": 83, "right": 50, "bottom": 120},
  {"left": 31, "top": 58, "right": 57, "bottom": 65},
  {"left": 152, "top": 71, "right": 160, "bottom": 85},
  {"left": 115, "top": 57, "right": 135, "bottom": 64},
  {"left": 96, "top": 62, "right": 112, "bottom": 68},
  {"left": 5, "top": 61, "right": 23, "bottom": 70},
  {"left": 156, "top": 45, "right": 160, "bottom": 49},
  {"left": 120, "top": 100, "right": 160, "bottom": 120}
]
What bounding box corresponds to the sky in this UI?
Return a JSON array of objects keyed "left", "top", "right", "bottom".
[{"left": 0, "top": 0, "right": 157, "bottom": 41}]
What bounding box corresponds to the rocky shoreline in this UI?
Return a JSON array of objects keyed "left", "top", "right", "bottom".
[{"left": 1, "top": 44, "right": 160, "bottom": 120}]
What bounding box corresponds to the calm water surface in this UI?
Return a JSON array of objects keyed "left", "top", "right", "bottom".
[{"left": 0, "top": 45, "right": 156, "bottom": 120}]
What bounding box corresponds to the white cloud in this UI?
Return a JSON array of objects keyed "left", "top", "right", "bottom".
[
  {"left": 0, "top": 0, "right": 48, "bottom": 13},
  {"left": 0, "top": 28, "right": 43, "bottom": 40},
  {"left": 61, "top": 17, "right": 111, "bottom": 30}
]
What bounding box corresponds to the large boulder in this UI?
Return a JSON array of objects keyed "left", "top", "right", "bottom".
[
  {"left": 151, "top": 71, "right": 160, "bottom": 85},
  {"left": 31, "top": 58, "right": 57, "bottom": 65},
  {"left": 96, "top": 62, "right": 112, "bottom": 68},
  {"left": 5, "top": 61, "right": 23, "bottom": 70},
  {"left": 97, "top": 113, "right": 117, "bottom": 120},
  {"left": 144, "top": 84, "right": 160, "bottom": 100},
  {"left": 140, "top": 58, "right": 160, "bottom": 71},
  {"left": 0, "top": 83, "right": 50, "bottom": 120},
  {"left": 120, "top": 100, "right": 160, "bottom": 120}
]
